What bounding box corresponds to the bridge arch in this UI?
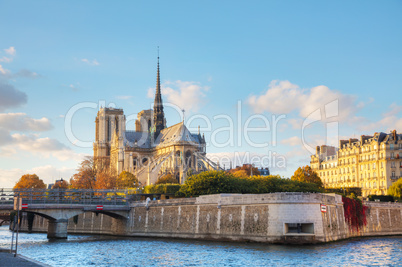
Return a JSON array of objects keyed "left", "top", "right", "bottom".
[{"left": 22, "top": 208, "right": 128, "bottom": 239}]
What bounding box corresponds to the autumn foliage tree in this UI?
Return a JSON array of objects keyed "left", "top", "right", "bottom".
[
  {"left": 52, "top": 179, "right": 69, "bottom": 189},
  {"left": 291, "top": 166, "right": 323, "bottom": 187},
  {"left": 70, "top": 156, "right": 97, "bottom": 189},
  {"left": 95, "top": 171, "right": 117, "bottom": 189},
  {"left": 155, "top": 173, "right": 178, "bottom": 184},
  {"left": 14, "top": 174, "right": 46, "bottom": 189},
  {"left": 116, "top": 171, "right": 138, "bottom": 189},
  {"left": 228, "top": 164, "right": 260, "bottom": 177},
  {"left": 70, "top": 156, "right": 120, "bottom": 189}
]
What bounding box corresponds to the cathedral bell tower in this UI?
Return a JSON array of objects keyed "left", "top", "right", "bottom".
[{"left": 153, "top": 55, "right": 166, "bottom": 138}]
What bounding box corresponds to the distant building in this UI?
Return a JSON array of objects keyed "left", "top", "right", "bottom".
[
  {"left": 311, "top": 130, "right": 402, "bottom": 197},
  {"left": 258, "top": 168, "right": 270, "bottom": 176}
]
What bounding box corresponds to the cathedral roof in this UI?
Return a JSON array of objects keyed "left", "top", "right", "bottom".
[
  {"left": 124, "top": 131, "right": 151, "bottom": 148},
  {"left": 123, "top": 122, "right": 202, "bottom": 149},
  {"left": 154, "top": 122, "right": 200, "bottom": 147}
]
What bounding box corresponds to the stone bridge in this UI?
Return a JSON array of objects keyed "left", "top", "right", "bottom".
[{"left": 0, "top": 189, "right": 133, "bottom": 239}]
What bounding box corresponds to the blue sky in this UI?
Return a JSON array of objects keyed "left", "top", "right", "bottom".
[{"left": 1, "top": 0, "right": 401, "bottom": 187}]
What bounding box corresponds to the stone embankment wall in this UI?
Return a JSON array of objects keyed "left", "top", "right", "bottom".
[{"left": 21, "top": 193, "right": 402, "bottom": 244}]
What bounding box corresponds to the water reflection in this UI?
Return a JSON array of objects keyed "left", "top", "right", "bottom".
[{"left": 1, "top": 226, "right": 401, "bottom": 266}]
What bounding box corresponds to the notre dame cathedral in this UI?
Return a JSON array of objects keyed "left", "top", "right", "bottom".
[{"left": 93, "top": 57, "right": 220, "bottom": 185}]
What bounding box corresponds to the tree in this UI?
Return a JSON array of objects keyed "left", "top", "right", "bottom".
[
  {"left": 291, "top": 166, "right": 323, "bottom": 187},
  {"left": 14, "top": 174, "right": 46, "bottom": 189},
  {"left": 178, "top": 170, "right": 241, "bottom": 196},
  {"left": 231, "top": 169, "right": 248, "bottom": 178},
  {"left": 116, "top": 171, "right": 138, "bottom": 188},
  {"left": 52, "top": 179, "right": 69, "bottom": 189},
  {"left": 388, "top": 178, "right": 402, "bottom": 199},
  {"left": 70, "top": 156, "right": 96, "bottom": 189},
  {"left": 228, "top": 164, "right": 260, "bottom": 176},
  {"left": 155, "top": 173, "right": 178, "bottom": 184},
  {"left": 95, "top": 171, "right": 117, "bottom": 189}
]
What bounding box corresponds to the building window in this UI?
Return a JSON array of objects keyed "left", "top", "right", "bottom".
[
  {"left": 392, "top": 162, "right": 396, "bottom": 168},
  {"left": 373, "top": 172, "right": 376, "bottom": 178},
  {"left": 392, "top": 171, "right": 395, "bottom": 178},
  {"left": 390, "top": 144, "right": 394, "bottom": 150},
  {"left": 391, "top": 152, "right": 395, "bottom": 159}
]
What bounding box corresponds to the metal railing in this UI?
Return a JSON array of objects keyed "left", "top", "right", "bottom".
[{"left": 0, "top": 188, "right": 142, "bottom": 206}]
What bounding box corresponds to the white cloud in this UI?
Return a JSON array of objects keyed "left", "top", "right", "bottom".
[
  {"left": 0, "top": 57, "right": 12, "bottom": 63},
  {"left": 281, "top": 136, "right": 301, "bottom": 146},
  {"left": 0, "top": 64, "right": 9, "bottom": 74},
  {"left": 0, "top": 47, "right": 16, "bottom": 63},
  {"left": 247, "top": 80, "right": 359, "bottom": 123},
  {"left": 0, "top": 132, "right": 86, "bottom": 162},
  {"left": 359, "top": 103, "right": 402, "bottom": 133},
  {"left": 0, "top": 113, "right": 53, "bottom": 132},
  {"left": 248, "top": 80, "right": 301, "bottom": 114},
  {"left": 148, "top": 80, "right": 210, "bottom": 112},
  {"left": 81, "top": 58, "right": 100, "bottom": 66},
  {"left": 4, "top": 46, "right": 16, "bottom": 56}
]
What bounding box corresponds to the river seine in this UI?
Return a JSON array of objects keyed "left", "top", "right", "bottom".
[{"left": 1, "top": 226, "right": 401, "bottom": 266}]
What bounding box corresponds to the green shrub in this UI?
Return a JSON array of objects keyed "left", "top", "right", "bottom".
[
  {"left": 177, "top": 171, "right": 322, "bottom": 197},
  {"left": 144, "top": 184, "right": 181, "bottom": 195}
]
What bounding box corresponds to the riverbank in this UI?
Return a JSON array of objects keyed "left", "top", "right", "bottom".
[
  {"left": 0, "top": 250, "right": 49, "bottom": 267},
  {"left": 18, "top": 193, "right": 402, "bottom": 244}
]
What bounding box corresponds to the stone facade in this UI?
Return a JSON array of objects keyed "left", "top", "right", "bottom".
[
  {"left": 311, "top": 131, "right": 402, "bottom": 197},
  {"left": 19, "top": 193, "right": 402, "bottom": 244}
]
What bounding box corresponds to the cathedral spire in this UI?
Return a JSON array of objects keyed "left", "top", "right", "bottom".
[{"left": 153, "top": 49, "right": 165, "bottom": 139}]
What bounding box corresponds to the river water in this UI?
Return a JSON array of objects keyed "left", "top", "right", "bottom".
[{"left": 0, "top": 226, "right": 401, "bottom": 266}]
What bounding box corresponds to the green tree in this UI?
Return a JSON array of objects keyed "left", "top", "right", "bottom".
[
  {"left": 291, "top": 166, "right": 323, "bottom": 187},
  {"left": 14, "top": 174, "right": 46, "bottom": 189},
  {"left": 388, "top": 178, "right": 402, "bottom": 199},
  {"left": 178, "top": 170, "right": 241, "bottom": 196},
  {"left": 155, "top": 173, "right": 178, "bottom": 184},
  {"left": 116, "top": 171, "right": 138, "bottom": 188}
]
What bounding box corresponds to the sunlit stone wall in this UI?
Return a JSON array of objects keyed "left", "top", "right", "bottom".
[{"left": 20, "top": 193, "right": 402, "bottom": 244}]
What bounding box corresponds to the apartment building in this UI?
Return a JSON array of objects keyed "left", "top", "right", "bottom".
[{"left": 310, "top": 130, "right": 402, "bottom": 197}]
